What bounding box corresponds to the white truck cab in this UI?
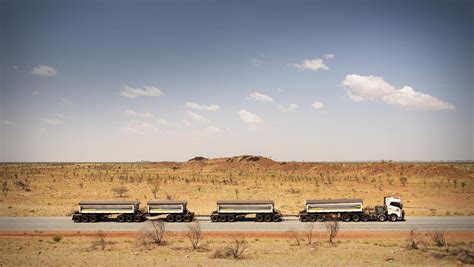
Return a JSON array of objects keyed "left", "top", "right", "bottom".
[{"left": 384, "top": 196, "right": 405, "bottom": 221}]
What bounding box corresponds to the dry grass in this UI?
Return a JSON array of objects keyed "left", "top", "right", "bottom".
[{"left": 0, "top": 157, "right": 472, "bottom": 216}]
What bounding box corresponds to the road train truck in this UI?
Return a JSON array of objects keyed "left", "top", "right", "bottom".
[
  {"left": 211, "top": 200, "right": 282, "bottom": 222},
  {"left": 147, "top": 200, "right": 194, "bottom": 222},
  {"left": 73, "top": 200, "right": 143, "bottom": 223},
  {"left": 299, "top": 196, "right": 404, "bottom": 222}
]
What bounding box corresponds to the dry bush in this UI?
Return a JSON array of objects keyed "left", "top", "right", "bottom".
[
  {"left": 14, "top": 179, "right": 31, "bottom": 192},
  {"left": 288, "top": 230, "right": 301, "bottom": 246},
  {"left": 2, "top": 181, "right": 8, "bottom": 196},
  {"left": 430, "top": 231, "right": 446, "bottom": 247},
  {"left": 407, "top": 229, "right": 418, "bottom": 250},
  {"left": 136, "top": 220, "right": 166, "bottom": 249},
  {"left": 211, "top": 240, "right": 249, "bottom": 259},
  {"left": 112, "top": 186, "right": 128, "bottom": 197},
  {"left": 151, "top": 185, "right": 159, "bottom": 199},
  {"left": 92, "top": 230, "right": 107, "bottom": 250},
  {"left": 306, "top": 222, "right": 315, "bottom": 245},
  {"left": 324, "top": 218, "right": 339, "bottom": 244},
  {"left": 52, "top": 234, "right": 63, "bottom": 243},
  {"left": 186, "top": 221, "right": 203, "bottom": 250}
]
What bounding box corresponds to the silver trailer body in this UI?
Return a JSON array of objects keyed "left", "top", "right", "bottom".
[
  {"left": 79, "top": 200, "right": 140, "bottom": 214},
  {"left": 217, "top": 200, "right": 274, "bottom": 214},
  {"left": 305, "top": 199, "right": 363, "bottom": 213},
  {"left": 147, "top": 200, "right": 187, "bottom": 214}
]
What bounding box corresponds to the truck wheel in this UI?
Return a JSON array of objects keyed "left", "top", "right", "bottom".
[
  {"left": 309, "top": 215, "right": 317, "bottom": 222},
  {"left": 342, "top": 214, "right": 351, "bottom": 222},
  {"left": 89, "top": 215, "right": 98, "bottom": 223},
  {"left": 73, "top": 215, "right": 81, "bottom": 223},
  {"left": 166, "top": 215, "right": 175, "bottom": 222},
  {"left": 183, "top": 215, "right": 192, "bottom": 222},
  {"left": 219, "top": 215, "right": 227, "bottom": 222},
  {"left": 81, "top": 215, "right": 89, "bottom": 223},
  {"left": 256, "top": 214, "right": 264, "bottom": 222},
  {"left": 272, "top": 214, "right": 281, "bottom": 222},
  {"left": 226, "top": 214, "right": 235, "bottom": 222},
  {"left": 125, "top": 215, "right": 133, "bottom": 223},
  {"left": 134, "top": 215, "right": 142, "bottom": 222},
  {"left": 264, "top": 214, "right": 272, "bottom": 222},
  {"left": 352, "top": 215, "right": 360, "bottom": 222},
  {"left": 211, "top": 214, "right": 219, "bottom": 222},
  {"left": 175, "top": 215, "right": 183, "bottom": 222},
  {"left": 361, "top": 215, "right": 369, "bottom": 222},
  {"left": 117, "top": 215, "right": 125, "bottom": 223},
  {"left": 377, "top": 214, "right": 387, "bottom": 222},
  {"left": 317, "top": 215, "right": 325, "bottom": 222},
  {"left": 300, "top": 215, "right": 308, "bottom": 222},
  {"left": 389, "top": 214, "right": 398, "bottom": 222}
]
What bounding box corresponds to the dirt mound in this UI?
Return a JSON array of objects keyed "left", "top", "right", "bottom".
[{"left": 183, "top": 155, "right": 278, "bottom": 171}]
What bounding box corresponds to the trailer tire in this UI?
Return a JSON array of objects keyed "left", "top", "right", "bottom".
[
  {"left": 211, "top": 214, "right": 219, "bottom": 222},
  {"left": 361, "top": 215, "right": 369, "bottom": 222},
  {"left": 389, "top": 214, "right": 398, "bottom": 222},
  {"left": 317, "top": 215, "right": 325, "bottom": 222},
  {"left": 73, "top": 215, "right": 81, "bottom": 223},
  {"left": 184, "top": 215, "right": 192, "bottom": 222},
  {"left": 125, "top": 215, "right": 133, "bottom": 223},
  {"left": 175, "top": 215, "right": 183, "bottom": 222},
  {"left": 219, "top": 215, "right": 227, "bottom": 222},
  {"left": 352, "top": 215, "right": 360, "bottom": 222},
  {"left": 89, "top": 215, "right": 98, "bottom": 223},
  {"left": 377, "top": 214, "right": 387, "bottom": 222},
  {"left": 272, "top": 214, "right": 281, "bottom": 222},
  {"left": 300, "top": 215, "right": 308, "bottom": 222},
  {"left": 256, "top": 214, "right": 264, "bottom": 222},
  {"left": 117, "top": 215, "right": 125, "bottom": 223},
  {"left": 166, "top": 215, "right": 175, "bottom": 222},
  {"left": 81, "top": 215, "right": 89, "bottom": 223},
  {"left": 227, "top": 214, "right": 236, "bottom": 222},
  {"left": 134, "top": 215, "right": 142, "bottom": 222},
  {"left": 309, "top": 215, "right": 317, "bottom": 222},
  {"left": 342, "top": 214, "right": 351, "bottom": 222},
  {"left": 264, "top": 214, "right": 272, "bottom": 222}
]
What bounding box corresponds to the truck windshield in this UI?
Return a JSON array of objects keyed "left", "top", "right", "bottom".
[{"left": 390, "top": 202, "right": 401, "bottom": 208}]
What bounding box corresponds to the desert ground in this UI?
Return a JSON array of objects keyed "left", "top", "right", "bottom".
[
  {"left": 0, "top": 230, "right": 473, "bottom": 266},
  {"left": 0, "top": 156, "right": 473, "bottom": 217}
]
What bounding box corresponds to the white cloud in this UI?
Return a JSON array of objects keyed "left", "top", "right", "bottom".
[
  {"left": 292, "top": 58, "right": 329, "bottom": 71},
  {"left": 157, "top": 118, "right": 168, "bottom": 125},
  {"left": 276, "top": 88, "right": 284, "bottom": 92},
  {"left": 251, "top": 58, "right": 262, "bottom": 67},
  {"left": 3, "top": 120, "right": 14, "bottom": 126},
  {"left": 36, "top": 128, "right": 48, "bottom": 135},
  {"left": 32, "top": 91, "right": 40, "bottom": 96},
  {"left": 278, "top": 104, "right": 299, "bottom": 112},
  {"left": 187, "top": 111, "right": 210, "bottom": 123},
  {"left": 206, "top": 125, "right": 221, "bottom": 133},
  {"left": 239, "top": 109, "right": 263, "bottom": 124},
  {"left": 324, "top": 53, "right": 335, "bottom": 59},
  {"left": 60, "top": 97, "right": 72, "bottom": 106},
  {"left": 120, "top": 120, "right": 158, "bottom": 135},
  {"left": 120, "top": 85, "right": 164, "bottom": 99},
  {"left": 12, "top": 65, "right": 19, "bottom": 70},
  {"left": 32, "top": 65, "right": 57, "bottom": 77},
  {"left": 182, "top": 120, "right": 192, "bottom": 127},
  {"left": 185, "top": 102, "right": 221, "bottom": 111},
  {"left": 342, "top": 74, "right": 455, "bottom": 110},
  {"left": 125, "top": 109, "right": 154, "bottom": 119},
  {"left": 311, "top": 101, "right": 325, "bottom": 109},
  {"left": 55, "top": 113, "right": 67, "bottom": 119},
  {"left": 249, "top": 92, "right": 274, "bottom": 103},
  {"left": 41, "top": 118, "right": 63, "bottom": 125}
]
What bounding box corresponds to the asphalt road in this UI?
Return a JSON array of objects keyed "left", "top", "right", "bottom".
[{"left": 0, "top": 216, "right": 472, "bottom": 232}]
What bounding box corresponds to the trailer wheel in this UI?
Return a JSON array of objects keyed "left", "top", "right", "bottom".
[
  {"left": 361, "top": 215, "right": 369, "bottom": 222},
  {"left": 73, "top": 215, "right": 81, "bottom": 223},
  {"left": 183, "top": 215, "right": 192, "bottom": 222},
  {"left": 309, "top": 215, "right": 317, "bottom": 222},
  {"left": 352, "top": 215, "right": 360, "bottom": 222},
  {"left": 256, "top": 214, "right": 264, "bottom": 222},
  {"left": 211, "top": 214, "right": 219, "bottom": 222},
  {"left": 89, "top": 215, "right": 98, "bottom": 223},
  {"left": 134, "top": 215, "right": 142, "bottom": 222},
  {"left": 219, "top": 215, "right": 227, "bottom": 222},
  {"left": 175, "top": 215, "right": 183, "bottom": 222},
  {"left": 166, "top": 215, "right": 175, "bottom": 222},
  {"left": 389, "top": 214, "right": 398, "bottom": 222},
  {"left": 81, "top": 215, "right": 89, "bottom": 222},
  {"left": 300, "top": 215, "right": 308, "bottom": 222},
  {"left": 272, "top": 214, "right": 281, "bottom": 222},
  {"left": 377, "top": 214, "right": 387, "bottom": 222},
  {"left": 117, "top": 215, "right": 125, "bottom": 223},
  {"left": 317, "top": 215, "right": 325, "bottom": 222},
  {"left": 264, "top": 214, "right": 272, "bottom": 222},
  {"left": 125, "top": 215, "right": 133, "bottom": 223},
  {"left": 342, "top": 214, "right": 351, "bottom": 222}
]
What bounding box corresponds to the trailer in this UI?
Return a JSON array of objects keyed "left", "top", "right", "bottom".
[
  {"left": 147, "top": 200, "right": 194, "bottom": 222},
  {"left": 72, "top": 200, "right": 143, "bottom": 223},
  {"left": 210, "top": 200, "right": 282, "bottom": 222},
  {"left": 299, "top": 196, "right": 404, "bottom": 222}
]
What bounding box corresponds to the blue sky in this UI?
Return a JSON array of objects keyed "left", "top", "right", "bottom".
[{"left": 1, "top": 0, "right": 472, "bottom": 162}]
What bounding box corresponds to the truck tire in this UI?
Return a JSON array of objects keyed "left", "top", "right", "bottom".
[
  {"left": 352, "top": 215, "right": 360, "bottom": 222},
  {"left": 317, "top": 215, "right": 325, "bottom": 222},
  {"left": 219, "top": 215, "right": 227, "bottom": 222},
  {"left": 73, "top": 215, "right": 81, "bottom": 223},
  {"left": 117, "top": 215, "right": 125, "bottom": 223},
  {"left": 134, "top": 215, "right": 142, "bottom": 222},
  {"left": 256, "top": 214, "right": 264, "bottom": 222},
  {"left": 342, "top": 214, "right": 351, "bottom": 222},
  {"left": 272, "top": 214, "right": 281, "bottom": 222},
  {"left": 377, "top": 214, "right": 387, "bottom": 222},
  {"left": 89, "top": 215, "right": 98, "bottom": 223},
  {"left": 211, "top": 214, "right": 219, "bottom": 222},
  {"left": 309, "top": 215, "right": 317, "bottom": 222},
  {"left": 166, "top": 215, "right": 175, "bottom": 222},
  {"left": 300, "top": 215, "right": 308, "bottom": 222},
  {"left": 264, "top": 214, "right": 272, "bottom": 222},
  {"left": 183, "top": 215, "right": 192, "bottom": 222},
  {"left": 361, "top": 215, "right": 369, "bottom": 222},
  {"left": 81, "top": 215, "right": 89, "bottom": 223},
  {"left": 175, "top": 215, "right": 183, "bottom": 222},
  {"left": 389, "top": 214, "right": 398, "bottom": 222},
  {"left": 227, "top": 214, "right": 236, "bottom": 222},
  {"left": 125, "top": 215, "right": 133, "bottom": 223}
]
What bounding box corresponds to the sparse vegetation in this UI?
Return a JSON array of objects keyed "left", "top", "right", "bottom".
[
  {"left": 288, "top": 230, "right": 301, "bottom": 246},
  {"left": 186, "top": 221, "right": 203, "bottom": 250},
  {"left": 407, "top": 229, "right": 419, "bottom": 250},
  {"left": 52, "top": 234, "right": 63, "bottom": 243},
  {"left": 324, "top": 218, "right": 339, "bottom": 244},
  {"left": 112, "top": 186, "right": 129, "bottom": 198},
  {"left": 92, "top": 230, "right": 107, "bottom": 250},
  {"left": 306, "top": 222, "right": 315, "bottom": 245},
  {"left": 211, "top": 239, "right": 249, "bottom": 259},
  {"left": 431, "top": 231, "right": 446, "bottom": 247}
]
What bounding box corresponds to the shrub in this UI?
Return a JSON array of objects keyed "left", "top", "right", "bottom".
[
  {"left": 112, "top": 186, "right": 128, "bottom": 197},
  {"left": 52, "top": 234, "right": 63, "bottom": 242},
  {"left": 407, "top": 229, "right": 418, "bottom": 250},
  {"left": 324, "top": 218, "right": 339, "bottom": 244},
  {"left": 430, "top": 231, "right": 446, "bottom": 247},
  {"left": 186, "top": 221, "right": 203, "bottom": 250},
  {"left": 211, "top": 240, "right": 249, "bottom": 259}
]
